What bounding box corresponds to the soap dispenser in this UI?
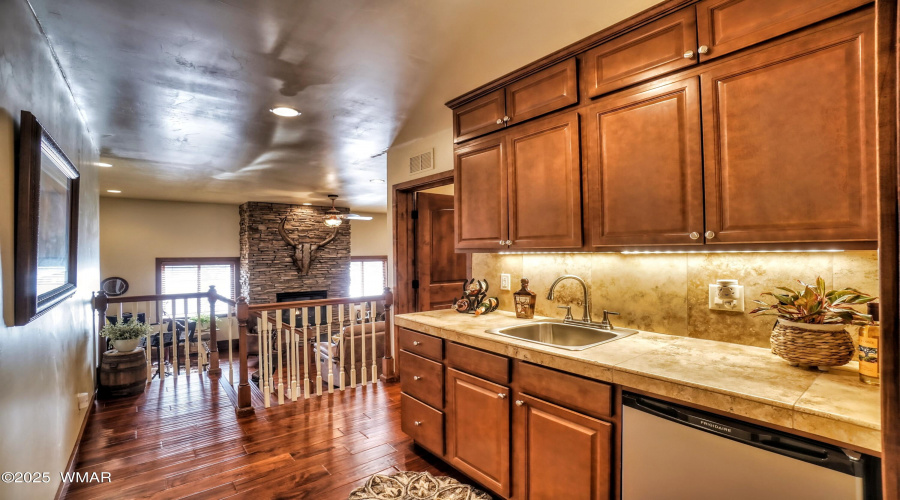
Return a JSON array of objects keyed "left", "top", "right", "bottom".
[{"left": 514, "top": 278, "right": 536, "bottom": 319}]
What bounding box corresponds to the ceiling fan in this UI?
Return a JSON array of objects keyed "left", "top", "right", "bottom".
[{"left": 323, "top": 194, "right": 372, "bottom": 227}]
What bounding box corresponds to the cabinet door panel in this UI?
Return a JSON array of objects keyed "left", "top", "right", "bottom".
[
  {"left": 582, "top": 9, "right": 697, "bottom": 98},
  {"left": 446, "top": 368, "right": 510, "bottom": 497},
  {"left": 506, "top": 58, "right": 578, "bottom": 125},
  {"left": 454, "top": 90, "right": 506, "bottom": 143},
  {"left": 696, "top": 0, "right": 870, "bottom": 61},
  {"left": 701, "top": 12, "right": 876, "bottom": 244},
  {"left": 585, "top": 77, "right": 704, "bottom": 247},
  {"left": 454, "top": 135, "right": 508, "bottom": 250},
  {"left": 508, "top": 112, "right": 582, "bottom": 249},
  {"left": 514, "top": 394, "right": 612, "bottom": 500}
]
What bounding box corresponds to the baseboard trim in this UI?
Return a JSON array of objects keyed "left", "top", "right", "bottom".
[{"left": 55, "top": 390, "right": 95, "bottom": 500}]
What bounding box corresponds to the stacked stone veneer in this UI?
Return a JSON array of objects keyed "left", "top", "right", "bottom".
[{"left": 239, "top": 202, "right": 350, "bottom": 304}]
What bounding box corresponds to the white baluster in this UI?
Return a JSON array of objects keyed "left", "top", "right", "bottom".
[
  {"left": 289, "top": 308, "right": 297, "bottom": 402},
  {"left": 157, "top": 301, "right": 165, "bottom": 382},
  {"left": 361, "top": 302, "right": 368, "bottom": 386},
  {"left": 261, "top": 310, "right": 270, "bottom": 408},
  {"left": 315, "top": 307, "right": 322, "bottom": 396},
  {"left": 183, "top": 298, "right": 190, "bottom": 375},
  {"left": 227, "top": 305, "right": 234, "bottom": 385},
  {"left": 276, "top": 308, "right": 284, "bottom": 405},
  {"left": 338, "top": 304, "right": 345, "bottom": 392},
  {"left": 143, "top": 302, "right": 151, "bottom": 382},
  {"left": 326, "top": 305, "right": 334, "bottom": 393},
  {"left": 371, "top": 300, "right": 378, "bottom": 385},
  {"left": 284, "top": 310, "right": 291, "bottom": 401},
  {"left": 197, "top": 297, "right": 205, "bottom": 372},
  {"left": 172, "top": 300, "right": 178, "bottom": 379},
  {"left": 349, "top": 302, "right": 357, "bottom": 388},
  {"left": 302, "top": 308, "right": 310, "bottom": 399}
]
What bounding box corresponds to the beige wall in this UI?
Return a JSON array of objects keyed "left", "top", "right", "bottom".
[
  {"left": 0, "top": 1, "right": 101, "bottom": 497},
  {"left": 350, "top": 212, "right": 389, "bottom": 257},
  {"left": 473, "top": 251, "right": 879, "bottom": 348},
  {"left": 100, "top": 198, "right": 240, "bottom": 297}
]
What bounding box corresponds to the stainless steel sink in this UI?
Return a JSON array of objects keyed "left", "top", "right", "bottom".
[{"left": 485, "top": 320, "right": 637, "bottom": 351}]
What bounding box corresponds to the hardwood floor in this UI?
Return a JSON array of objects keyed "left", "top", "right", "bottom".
[{"left": 65, "top": 370, "right": 467, "bottom": 499}]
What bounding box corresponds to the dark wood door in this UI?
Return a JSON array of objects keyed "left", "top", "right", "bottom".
[
  {"left": 581, "top": 8, "right": 698, "bottom": 98},
  {"left": 695, "top": 0, "right": 870, "bottom": 61},
  {"left": 454, "top": 135, "right": 509, "bottom": 250},
  {"left": 415, "top": 193, "right": 467, "bottom": 311},
  {"left": 507, "top": 112, "right": 582, "bottom": 249},
  {"left": 506, "top": 58, "right": 578, "bottom": 126},
  {"left": 453, "top": 90, "right": 506, "bottom": 143},
  {"left": 701, "top": 11, "right": 876, "bottom": 244},
  {"left": 446, "top": 368, "right": 511, "bottom": 497},
  {"left": 513, "top": 393, "right": 612, "bottom": 500},
  {"left": 584, "top": 77, "right": 704, "bottom": 247}
]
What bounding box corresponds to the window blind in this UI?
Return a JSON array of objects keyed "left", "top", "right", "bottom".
[
  {"left": 349, "top": 259, "right": 386, "bottom": 297},
  {"left": 159, "top": 262, "right": 236, "bottom": 316}
]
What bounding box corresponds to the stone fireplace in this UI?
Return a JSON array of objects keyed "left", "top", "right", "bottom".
[{"left": 239, "top": 202, "right": 351, "bottom": 305}]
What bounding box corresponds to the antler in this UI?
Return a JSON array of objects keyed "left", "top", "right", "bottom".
[
  {"left": 318, "top": 227, "right": 338, "bottom": 248},
  {"left": 278, "top": 217, "right": 298, "bottom": 247}
]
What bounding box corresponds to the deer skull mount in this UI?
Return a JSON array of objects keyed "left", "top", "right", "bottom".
[{"left": 278, "top": 217, "right": 338, "bottom": 275}]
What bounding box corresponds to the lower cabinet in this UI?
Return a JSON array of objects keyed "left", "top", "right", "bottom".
[{"left": 513, "top": 393, "right": 612, "bottom": 500}]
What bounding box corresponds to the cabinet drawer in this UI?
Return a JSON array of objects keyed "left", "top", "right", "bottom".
[
  {"left": 515, "top": 361, "right": 613, "bottom": 418},
  {"left": 582, "top": 8, "right": 697, "bottom": 98},
  {"left": 398, "top": 328, "right": 443, "bottom": 361},
  {"left": 453, "top": 89, "right": 506, "bottom": 143},
  {"left": 400, "top": 350, "right": 444, "bottom": 409},
  {"left": 506, "top": 58, "right": 578, "bottom": 126},
  {"left": 446, "top": 342, "right": 510, "bottom": 384},
  {"left": 401, "top": 393, "right": 444, "bottom": 455},
  {"left": 696, "top": 0, "right": 869, "bottom": 61}
]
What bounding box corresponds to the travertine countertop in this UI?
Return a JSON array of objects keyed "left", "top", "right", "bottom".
[{"left": 395, "top": 310, "right": 882, "bottom": 453}]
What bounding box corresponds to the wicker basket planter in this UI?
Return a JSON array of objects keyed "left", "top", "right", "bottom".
[{"left": 770, "top": 319, "right": 855, "bottom": 370}]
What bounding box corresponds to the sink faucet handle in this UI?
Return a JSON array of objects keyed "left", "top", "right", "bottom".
[
  {"left": 557, "top": 305, "right": 573, "bottom": 321},
  {"left": 600, "top": 310, "right": 620, "bottom": 330}
]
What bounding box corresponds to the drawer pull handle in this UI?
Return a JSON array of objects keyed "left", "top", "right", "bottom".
[
  {"left": 498, "top": 393, "right": 507, "bottom": 399},
  {"left": 413, "top": 341, "right": 422, "bottom": 346},
  {"left": 515, "top": 400, "right": 525, "bottom": 406},
  {"left": 413, "top": 375, "right": 422, "bottom": 381},
  {"left": 414, "top": 421, "right": 422, "bottom": 426}
]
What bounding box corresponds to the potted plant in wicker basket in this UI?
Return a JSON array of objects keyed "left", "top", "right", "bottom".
[
  {"left": 100, "top": 316, "right": 152, "bottom": 352},
  {"left": 750, "top": 277, "right": 875, "bottom": 370}
]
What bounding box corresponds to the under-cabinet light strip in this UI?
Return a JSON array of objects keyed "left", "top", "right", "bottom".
[{"left": 496, "top": 249, "right": 845, "bottom": 255}]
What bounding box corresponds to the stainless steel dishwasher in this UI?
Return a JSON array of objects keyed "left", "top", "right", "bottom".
[{"left": 622, "top": 393, "right": 881, "bottom": 500}]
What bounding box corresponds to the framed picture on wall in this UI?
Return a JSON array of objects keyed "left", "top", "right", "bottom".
[{"left": 14, "top": 111, "right": 80, "bottom": 326}]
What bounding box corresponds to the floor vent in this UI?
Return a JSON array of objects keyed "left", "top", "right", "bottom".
[{"left": 409, "top": 149, "right": 434, "bottom": 175}]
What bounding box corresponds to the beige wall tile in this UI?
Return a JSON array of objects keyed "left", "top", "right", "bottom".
[
  {"left": 472, "top": 253, "right": 523, "bottom": 311},
  {"left": 522, "top": 254, "right": 592, "bottom": 318}
]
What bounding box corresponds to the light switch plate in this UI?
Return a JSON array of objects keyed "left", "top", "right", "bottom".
[
  {"left": 500, "top": 274, "right": 511, "bottom": 290},
  {"left": 709, "top": 284, "right": 745, "bottom": 312}
]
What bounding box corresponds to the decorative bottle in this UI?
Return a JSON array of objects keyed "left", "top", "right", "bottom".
[
  {"left": 858, "top": 302, "right": 880, "bottom": 385},
  {"left": 514, "top": 278, "right": 536, "bottom": 319}
]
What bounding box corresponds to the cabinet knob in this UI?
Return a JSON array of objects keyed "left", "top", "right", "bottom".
[
  {"left": 705, "top": 231, "right": 716, "bottom": 239},
  {"left": 414, "top": 421, "right": 422, "bottom": 426},
  {"left": 412, "top": 341, "right": 421, "bottom": 346},
  {"left": 496, "top": 118, "right": 503, "bottom": 125},
  {"left": 698, "top": 45, "right": 709, "bottom": 54},
  {"left": 503, "top": 116, "right": 510, "bottom": 122},
  {"left": 689, "top": 232, "right": 700, "bottom": 240},
  {"left": 413, "top": 375, "right": 422, "bottom": 381},
  {"left": 498, "top": 393, "right": 507, "bottom": 399},
  {"left": 683, "top": 50, "right": 695, "bottom": 59},
  {"left": 505, "top": 240, "right": 512, "bottom": 245},
  {"left": 500, "top": 240, "right": 505, "bottom": 245},
  {"left": 515, "top": 400, "right": 525, "bottom": 407}
]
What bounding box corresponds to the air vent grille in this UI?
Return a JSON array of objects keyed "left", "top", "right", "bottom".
[{"left": 409, "top": 149, "right": 434, "bottom": 175}]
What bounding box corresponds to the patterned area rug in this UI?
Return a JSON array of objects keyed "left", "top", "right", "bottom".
[{"left": 348, "top": 471, "right": 492, "bottom": 500}]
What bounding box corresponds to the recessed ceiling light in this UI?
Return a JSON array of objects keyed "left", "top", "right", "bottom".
[
  {"left": 97, "top": 162, "right": 113, "bottom": 168},
  {"left": 270, "top": 106, "right": 300, "bottom": 117},
  {"left": 302, "top": 203, "right": 312, "bottom": 206},
  {"left": 369, "top": 178, "right": 385, "bottom": 184},
  {"left": 107, "top": 190, "right": 121, "bottom": 193}
]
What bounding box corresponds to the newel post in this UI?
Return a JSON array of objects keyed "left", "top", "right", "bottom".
[
  {"left": 236, "top": 297, "right": 254, "bottom": 416},
  {"left": 380, "top": 287, "right": 398, "bottom": 382},
  {"left": 206, "top": 286, "right": 221, "bottom": 377}
]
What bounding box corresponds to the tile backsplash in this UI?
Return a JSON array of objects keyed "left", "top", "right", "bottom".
[{"left": 472, "top": 251, "right": 879, "bottom": 348}]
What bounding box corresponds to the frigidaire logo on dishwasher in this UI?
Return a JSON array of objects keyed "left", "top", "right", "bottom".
[{"left": 697, "top": 418, "right": 733, "bottom": 434}]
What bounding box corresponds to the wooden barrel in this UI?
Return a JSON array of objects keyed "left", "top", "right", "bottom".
[{"left": 99, "top": 348, "right": 147, "bottom": 398}]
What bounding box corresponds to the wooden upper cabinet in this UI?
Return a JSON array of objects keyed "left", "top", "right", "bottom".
[
  {"left": 696, "top": 0, "right": 871, "bottom": 61},
  {"left": 455, "top": 135, "right": 508, "bottom": 250},
  {"left": 584, "top": 77, "right": 704, "bottom": 247},
  {"left": 701, "top": 11, "right": 876, "bottom": 245},
  {"left": 582, "top": 8, "right": 698, "bottom": 98},
  {"left": 513, "top": 393, "right": 612, "bottom": 500},
  {"left": 446, "top": 369, "right": 511, "bottom": 498},
  {"left": 505, "top": 59, "right": 578, "bottom": 126},
  {"left": 507, "top": 112, "right": 582, "bottom": 249},
  {"left": 453, "top": 90, "right": 506, "bottom": 144}
]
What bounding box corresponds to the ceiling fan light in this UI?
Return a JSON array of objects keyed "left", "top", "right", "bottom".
[
  {"left": 270, "top": 106, "right": 300, "bottom": 117},
  {"left": 324, "top": 215, "right": 343, "bottom": 227}
]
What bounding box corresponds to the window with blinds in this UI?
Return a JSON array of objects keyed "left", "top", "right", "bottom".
[
  {"left": 157, "top": 258, "right": 238, "bottom": 316},
  {"left": 349, "top": 257, "right": 387, "bottom": 297}
]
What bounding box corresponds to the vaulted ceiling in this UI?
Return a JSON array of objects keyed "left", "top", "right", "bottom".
[{"left": 29, "top": 0, "right": 472, "bottom": 211}]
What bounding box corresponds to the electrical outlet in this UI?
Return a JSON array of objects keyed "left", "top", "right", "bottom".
[
  {"left": 709, "top": 282, "right": 745, "bottom": 312},
  {"left": 500, "top": 274, "right": 511, "bottom": 290}
]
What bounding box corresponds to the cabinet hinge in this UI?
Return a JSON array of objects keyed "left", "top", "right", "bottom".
[
  {"left": 411, "top": 279, "right": 420, "bottom": 289},
  {"left": 410, "top": 210, "right": 418, "bottom": 220}
]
